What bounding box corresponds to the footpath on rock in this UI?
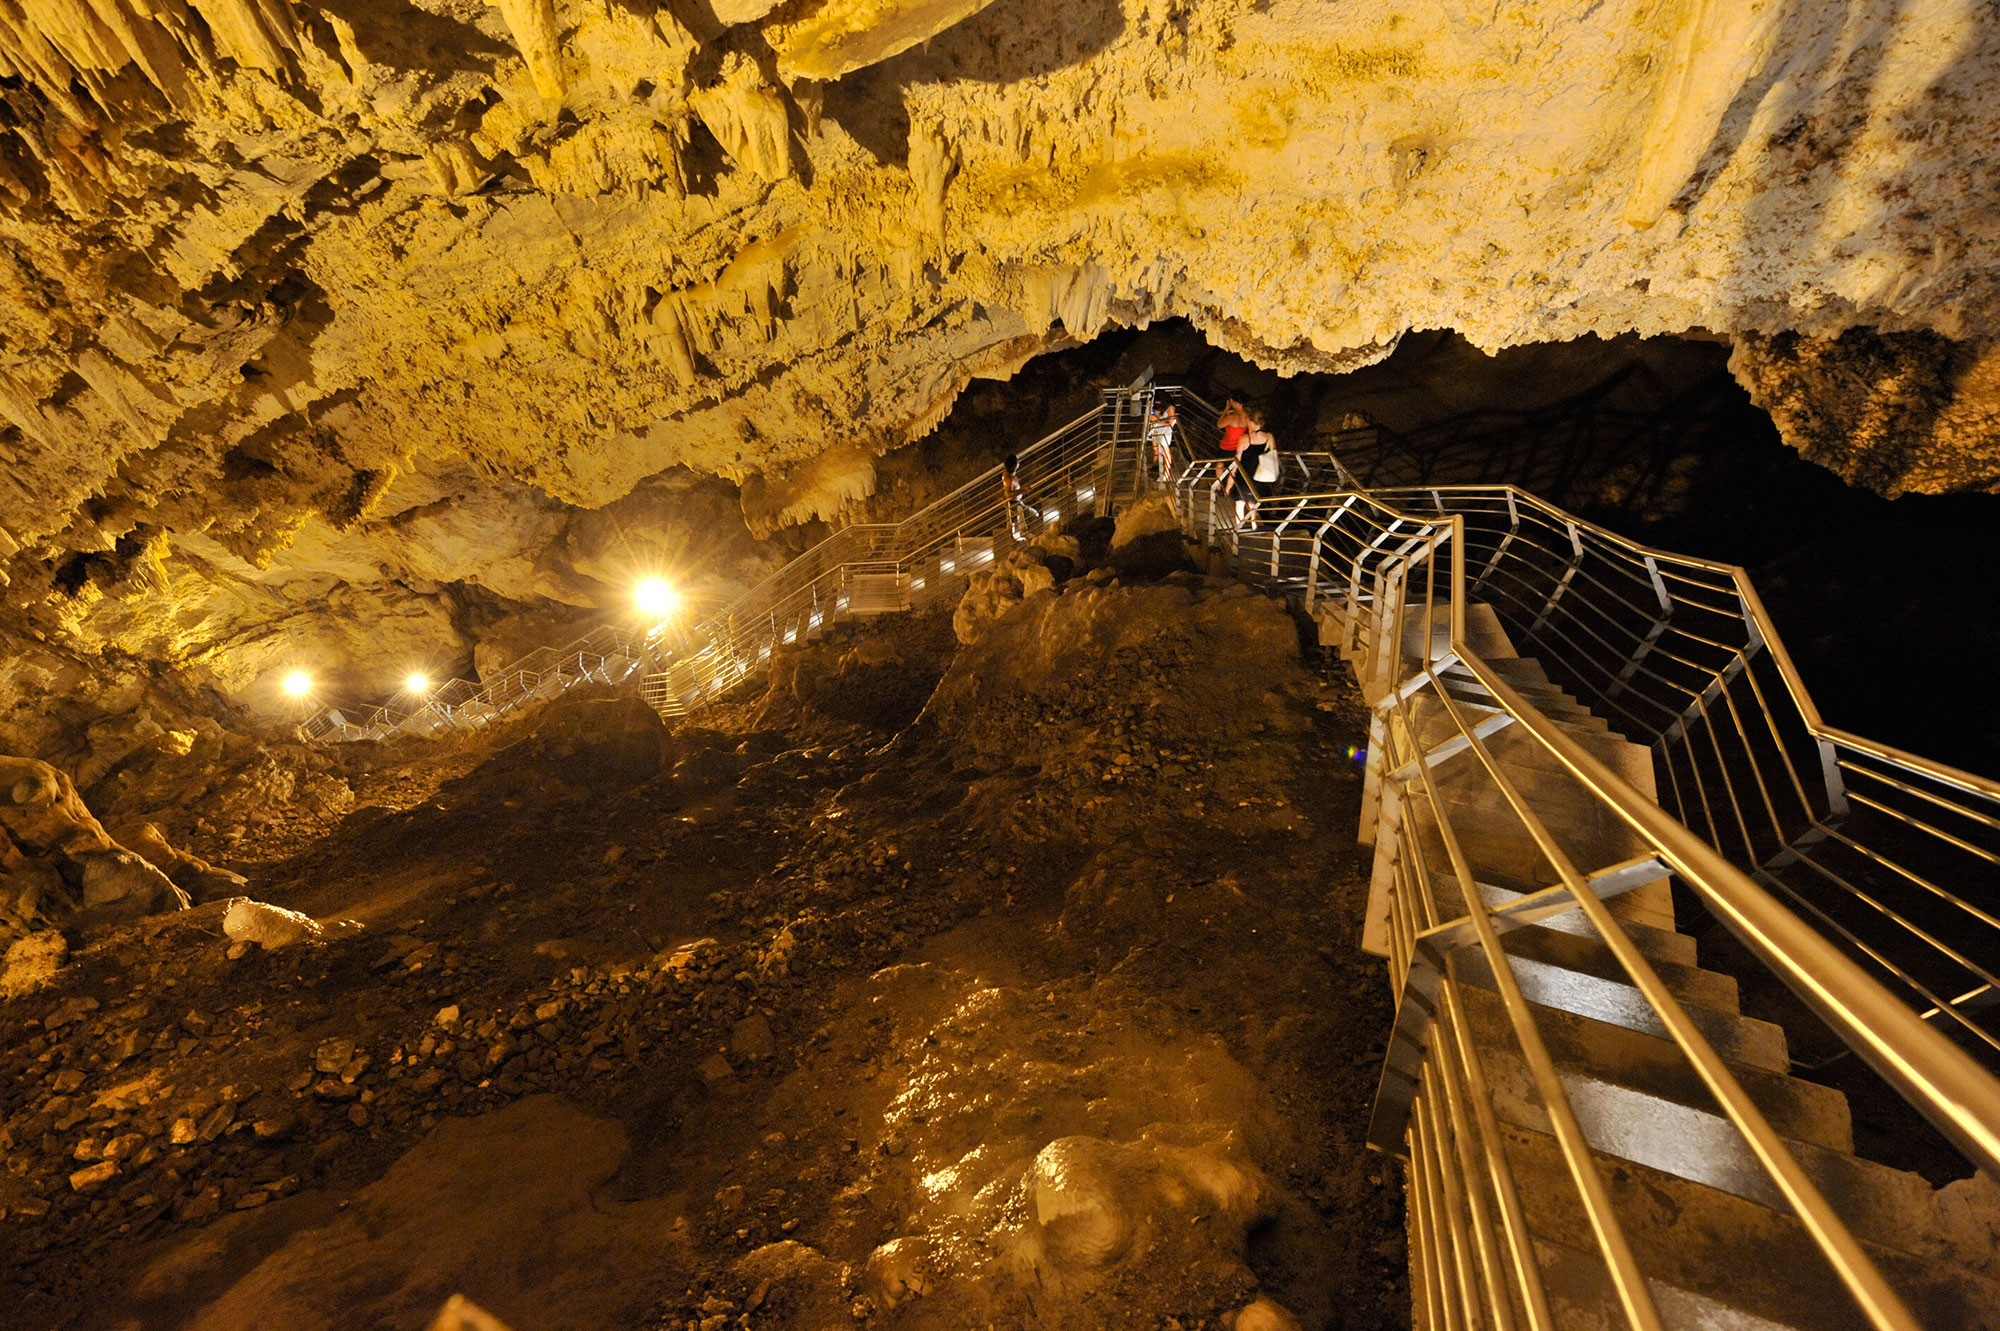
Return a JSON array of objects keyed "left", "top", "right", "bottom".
[{"left": 0, "top": 522, "right": 1408, "bottom": 1331}]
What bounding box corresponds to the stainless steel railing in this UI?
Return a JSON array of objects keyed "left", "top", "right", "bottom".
[
  {"left": 638, "top": 386, "right": 1167, "bottom": 716},
  {"left": 1171, "top": 455, "right": 2000, "bottom": 1068},
  {"left": 296, "top": 623, "right": 656, "bottom": 742},
  {"left": 1165, "top": 393, "right": 2000, "bottom": 1329},
  {"left": 1377, "top": 486, "right": 2000, "bottom": 1070}
]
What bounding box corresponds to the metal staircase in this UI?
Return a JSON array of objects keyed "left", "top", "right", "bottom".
[
  {"left": 634, "top": 388, "right": 1163, "bottom": 716},
  {"left": 294, "top": 624, "right": 659, "bottom": 743},
  {"left": 1167, "top": 416, "right": 2000, "bottom": 1330}
]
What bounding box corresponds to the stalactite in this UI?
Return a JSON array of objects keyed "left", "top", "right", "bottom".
[
  {"left": 491, "top": 0, "right": 564, "bottom": 101},
  {"left": 688, "top": 52, "right": 793, "bottom": 184}
]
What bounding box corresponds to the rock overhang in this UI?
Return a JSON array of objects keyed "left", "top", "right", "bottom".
[{"left": 0, "top": 0, "right": 1996, "bottom": 714}]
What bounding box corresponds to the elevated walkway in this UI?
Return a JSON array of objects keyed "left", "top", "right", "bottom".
[{"left": 1170, "top": 431, "right": 2000, "bottom": 1331}]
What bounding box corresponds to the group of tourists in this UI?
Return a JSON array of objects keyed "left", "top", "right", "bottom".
[
  {"left": 1001, "top": 393, "right": 1281, "bottom": 542},
  {"left": 1148, "top": 395, "right": 1279, "bottom": 527},
  {"left": 1215, "top": 397, "right": 1280, "bottom": 527}
]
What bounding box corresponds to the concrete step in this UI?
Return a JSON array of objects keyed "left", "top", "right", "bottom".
[
  {"left": 1499, "top": 1122, "right": 2000, "bottom": 1331},
  {"left": 1409, "top": 788, "right": 1672, "bottom": 933},
  {"left": 1447, "top": 877, "right": 1698, "bottom": 967},
  {"left": 1529, "top": 1237, "right": 1814, "bottom": 1330},
  {"left": 1451, "top": 940, "right": 1791, "bottom": 1073},
  {"left": 1480, "top": 655, "right": 1554, "bottom": 690},
  {"left": 1439, "top": 671, "right": 1609, "bottom": 732},
  {"left": 1459, "top": 985, "right": 1850, "bottom": 1152},
  {"left": 1398, "top": 600, "right": 1519, "bottom": 667},
  {"left": 1430, "top": 906, "right": 1738, "bottom": 1016},
  {"left": 1399, "top": 688, "right": 1632, "bottom": 778}
]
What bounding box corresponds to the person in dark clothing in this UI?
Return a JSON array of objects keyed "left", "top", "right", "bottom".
[{"left": 1234, "top": 415, "right": 1278, "bottom": 528}]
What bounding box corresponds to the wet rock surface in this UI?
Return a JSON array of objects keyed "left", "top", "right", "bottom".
[{"left": 0, "top": 567, "right": 1403, "bottom": 1330}]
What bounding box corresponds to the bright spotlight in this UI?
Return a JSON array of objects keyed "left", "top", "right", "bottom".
[
  {"left": 634, "top": 577, "right": 681, "bottom": 620},
  {"left": 404, "top": 672, "right": 431, "bottom": 694},
  {"left": 281, "top": 670, "right": 313, "bottom": 699}
]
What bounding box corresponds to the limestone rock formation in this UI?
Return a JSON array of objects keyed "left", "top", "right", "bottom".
[
  {"left": 1730, "top": 328, "right": 2000, "bottom": 497},
  {"left": 111, "top": 820, "right": 250, "bottom": 903},
  {"left": 0, "top": 755, "right": 189, "bottom": 939},
  {"left": 0, "top": 0, "right": 1995, "bottom": 716},
  {"left": 950, "top": 542, "right": 1066, "bottom": 644}
]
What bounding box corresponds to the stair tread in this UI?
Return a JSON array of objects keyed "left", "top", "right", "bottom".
[
  {"left": 1452, "top": 945, "right": 1790, "bottom": 1072},
  {"left": 1460, "top": 985, "right": 1852, "bottom": 1152},
  {"left": 1456, "top": 878, "right": 1696, "bottom": 965},
  {"left": 1499, "top": 1122, "right": 2000, "bottom": 1331}
]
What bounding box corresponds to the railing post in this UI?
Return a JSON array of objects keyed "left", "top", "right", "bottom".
[
  {"left": 1606, "top": 554, "right": 1673, "bottom": 701},
  {"left": 1475, "top": 488, "right": 1519, "bottom": 591},
  {"left": 1526, "top": 517, "right": 1584, "bottom": 640},
  {"left": 1092, "top": 397, "right": 1118, "bottom": 518}
]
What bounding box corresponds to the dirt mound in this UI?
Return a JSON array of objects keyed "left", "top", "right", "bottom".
[{"left": 926, "top": 575, "right": 1319, "bottom": 839}]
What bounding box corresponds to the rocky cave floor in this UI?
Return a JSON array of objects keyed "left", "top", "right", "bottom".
[{"left": 0, "top": 545, "right": 1408, "bottom": 1331}]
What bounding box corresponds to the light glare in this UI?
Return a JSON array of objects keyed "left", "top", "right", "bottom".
[
  {"left": 405, "top": 672, "right": 431, "bottom": 694},
  {"left": 634, "top": 577, "right": 681, "bottom": 620},
  {"left": 282, "top": 670, "right": 313, "bottom": 698}
]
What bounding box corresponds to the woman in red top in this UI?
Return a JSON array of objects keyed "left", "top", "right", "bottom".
[
  {"left": 1217, "top": 398, "right": 1252, "bottom": 516},
  {"left": 1217, "top": 398, "right": 1251, "bottom": 455}
]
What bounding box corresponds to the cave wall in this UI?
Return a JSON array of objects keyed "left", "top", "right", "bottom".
[{"left": 1, "top": 0, "right": 1997, "bottom": 717}]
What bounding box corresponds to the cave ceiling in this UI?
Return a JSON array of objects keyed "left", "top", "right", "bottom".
[{"left": 0, "top": 0, "right": 1997, "bottom": 716}]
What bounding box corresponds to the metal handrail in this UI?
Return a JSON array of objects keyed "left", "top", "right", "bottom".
[
  {"left": 640, "top": 387, "right": 1169, "bottom": 715},
  {"left": 296, "top": 623, "right": 652, "bottom": 743},
  {"left": 1170, "top": 438, "right": 2000, "bottom": 1327},
  {"left": 1369, "top": 484, "right": 2000, "bottom": 1066},
  {"left": 1171, "top": 454, "right": 2000, "bottom": 1065}
]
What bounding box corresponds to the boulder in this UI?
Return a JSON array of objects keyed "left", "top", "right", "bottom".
[
  {"left": 1110, "top": 492, "right": 1181, "bottom": 550},
  {"left": 80, "top": 849, "right": 186, "bottom": 924},
  {"left": 532, "top": 695, "right": 668, "bottom": 785},
  {"left": 730, "top": 1014, "right": 777, "bottom": 1061},
  {"left": 864, "top": 1235, "right": 935, "bottom": 1309},
  {"left": 1232, "top": 1298, "right": 1304, "bottom": 1331},
  {"left": 953, "top": 549, "right": 1065, "bottom": 645},
  {"left": 109, "top": 821, "right": 248, "bottom": 903},
  {"left": 0, "top": 756, "right": 189, "bottom": 939},
  {"left": 0, "top": 931, "right": 67, "bottom": 998},
  {"left": 223, "top": 899, "right": 324, "bottom": 950}
]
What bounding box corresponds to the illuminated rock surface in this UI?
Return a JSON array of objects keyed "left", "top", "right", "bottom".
[{"left": 1, "top": 0, "right": 1998, "bottom": 715}]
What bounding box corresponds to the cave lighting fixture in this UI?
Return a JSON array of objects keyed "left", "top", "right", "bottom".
[
  {"left": 281, "top": 670, "right": 313, "bottom": 699},
  {"left": 404, "top": 672, "right": 432, "bottom": 694},
  {"left": 633, "top": 577, "right": 682, "bottom": 623}
]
